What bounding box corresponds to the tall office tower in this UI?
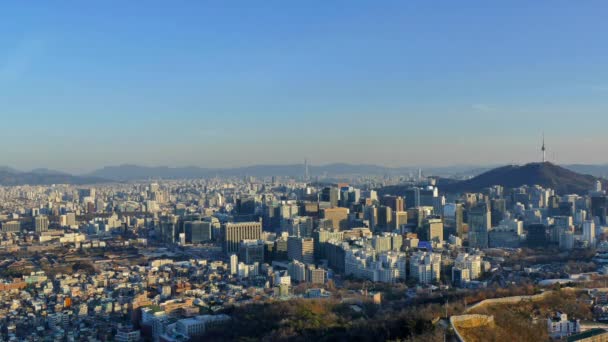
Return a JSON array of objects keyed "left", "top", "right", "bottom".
[
  {"left": 287, "top": 237, "right": 314, "bottom": 264},
  {"left": 313, "top": 229, "right": 344, "bottom": 259},
  {"left": 404, "top": 187, "right": 421, "bottom": 208},
  {"left": 454, "top": 204, "right": 464, "bottom": 238},
  {"left": 369, "top": 190, "right": 378, "bottom": 202},
  {"left": 575, "top": 210, "right": 587, "bottom": 225},
  {"left": 596, "top": 180, "right": 603, "bottom": 193},
  {"left": 230, "top": 254, "right": 238, "bottom": 275},
  {"left": 526, "top": 224, "right": 548, "bottom": 248},
  {"left": 365, "top": 206, "right": 378, "bottom": 231},
  {"left": 286, "top": 216, "right": 314, "bottom": 237},
  {"left": 274, "top": 235, "right": 289, "bottom": 260},
  {"left": 376, "top": 206, "right": 392, "bottom": 232},
  {"left": 591, "top": 196, "right": 607, "bottom": 225},
  {"left": 321, "top": 187, "right": 340, "bottom": 207},
  {"left": 236, "top": 196, "right": 256, "bottom": 216},
  {"left": 222, "top": 221, "right": 262, "bottom": 253},
  {"left": 78, "top": 188, "right": 96, "bottom": 202},
  {"left": 468, "top": 203, "right": 491, "bottom": 249},
  {"left": 35, "top": 216, "right": 49, "bottom": 233},
  {"left": 583, "top": 220, "right": 596, "bottom": 247},
  {"left": 1, "top": 221, "right": 21, "bottom": 233},
  {"left": 380, "top": 195, "right": 404, "bottom": 213},
  {"left": 149, "top": 183, "right": 160, "bottom": 193},
  {"left": 393, "top": 211, "right": 408, "bottom": 230},
  {"left": 443, "top": 203, "right": 461, "bottom": 238},
  {"left": 420, "top": 186, "right": 439, "bottom": 207},
  {"left": 66, "top": 212, "right": 77, "bottom": 227},
  {"left": 421, "top": 217, "right": 444, "bottom": 243},
  {"left": 185, "top": 221, "right": 212, "bottom": 243},
  {"left": 321, "top": 207, "right": 349, "bottom": 231},
  {"left": 490, "top": 198, "right": 506, "bottom": 226},
  {"left": 238, "top": 240, "right": 265, "bottom": 264},
  {"left": 160, "top": 215, "right": 180, "bottom": 243},
  {"left": 551, "top": 216, "right": 573, "bottom": 243},
  {"left": 432, "top": 196, "right": 446, "bottom": 216}
]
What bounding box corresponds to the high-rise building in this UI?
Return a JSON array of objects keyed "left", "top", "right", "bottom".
[
  {"left": 381, "top": 195, "right": 404, "bottom": 213},
  {"left": 287, "top": 237, "right": 314, "bottom": 264},
  {"left": 468, "top": 203, "right": 491, "bottom": 249},
  {"left": 35, "top": 216, "right": 49, "bottom": 233},
  {"left": 321, "top": 187, "right": 340, "bottom": 208},
  {"left": 526, "top": 224, "right": 548, "bottom": 248},
  {"left": 591, "top": 196, "right": 607, "bottom": 225},
  {"left": 393, "top": 211, "right": 408, "bottom": 230},
  {"left": 404, "top": 187, "right": 421, "bottom": 209},
  {"left": 230, "top": 254, "right": 238, "bottom": 275},
  {"left": 238, "top": 239, "right": 265, "bottom": 264},
  {"left": 371, "top": 235, "right": 392, "bottom": 253},
  {"left": 321, "top": 207, "right": 349, "bottom": 231},
  {"left": 222, "top": 221, "right": 262, "bottom": 253},
  {"left": 66, "top": 213, "right": 77, "bottom": 227},
  {"left": 78, "top": 188, "right": 96, "bottom": 202},
  {"left": 409, "top": 251, "right": 441, "bottom": 284},
  {"left": 421, "top": 217, "right": 444, "bottom": 243},
  {"left": 236, "top": 196, "right": 256, "bottom": 217},
  {"left": 376, "top": 206, "right": 392, "bottom": 232},
  {"left": 1, "top": 221, "right": 21, "bottom": 233},
  {"left": 286, "top": 216, "right": 314, "bottom": 237},
  {"left": 490, "top": 199, "right": 506, "bottom": 226},
  {"left": 185, "top": 221, "right": 212, "bottom": 243},
  {"left": 583, "top": 220, "right": 596, "bottom": 247}
]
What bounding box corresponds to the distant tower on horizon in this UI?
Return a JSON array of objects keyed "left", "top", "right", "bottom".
[
  {"left": 304, "top": 159, "right": 310, "bottom": 181},
  {"left": 541, "top": 134, "right": 546, "bottom": 163}
]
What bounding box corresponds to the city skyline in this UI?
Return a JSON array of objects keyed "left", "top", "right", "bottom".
[{"left": 2, "top": 1, "right": 608, "bottom": 171}]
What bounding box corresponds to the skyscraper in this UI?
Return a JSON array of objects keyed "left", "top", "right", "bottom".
[
  {"left": 583, "top": 220, "right": 596, "bottom": 247},
  {"left": 376, "top": 206, "right": 392, "bottom": 232},
  {"left": 185, "top": 221, "right": 213, "bottom": 244},
  {"left": 380, "top": 195, "right": 404, "bottom": 213},
  {"left": 321, "top": 207, "right": 349, "bottom": 231},
  {"left": 468, "top": 203, "right": 491, "bottom": 249},
  {"left": 222, "top": 221, "right": 262, "bottom": 253},
  {"left": 239, "top": 240, "right": 265, "bottom": 264},
  {"left": 421, "top": 217, "right": 444, "bottom": 243},
  {"left": 230, "top": 254, "right": 238, "bottom": 275},
  {"left": 287, "top": 237, "right": 314, "bottom": 264},
  {"left": 35, "top": 216, "right": 49, "bottom": 233}
]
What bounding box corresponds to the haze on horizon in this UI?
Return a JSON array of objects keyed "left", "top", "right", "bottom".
[{"left": 1, "top": 1, "right": 607, "bottom": 173}]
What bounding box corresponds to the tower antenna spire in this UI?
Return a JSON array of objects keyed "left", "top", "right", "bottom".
[{"left": 541, "top": 133, "right": 546, "bottom": 163}]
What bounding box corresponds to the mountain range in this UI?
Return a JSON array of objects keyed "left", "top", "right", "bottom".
[
  {"left": 0, "top": 162, "right": 607, "bottom": 187},
  {"left": 380, "top": 162, "right": 602, "bottom": 196},
  {"left": 83, "top": 163, "right": 491, "bottom": 181},
  {"left": 0, "top": 169, "right": 105, "bottom": 186}
]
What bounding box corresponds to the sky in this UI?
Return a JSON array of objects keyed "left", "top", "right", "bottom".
[{"left": 1, "top": 1, "right": 607, "bottom": 173}]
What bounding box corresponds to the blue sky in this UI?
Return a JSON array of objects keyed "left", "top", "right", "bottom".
[{"left": 1, "top": 1, "right": 607, "bottom": 172}]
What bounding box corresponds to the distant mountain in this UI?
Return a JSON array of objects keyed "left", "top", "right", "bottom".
[
  {"left": 29, "top": 168, "right": 71, "bottom": 176},
  {"left": 563, "top": 164, "right": 608, "bottom": 178},
  {"left": 0, "top": 166, "right": 21, "bottom": 173},
  {"left": 86, "top": 163, "right": 493, "bottom": 181},
  {"left": 0, "top": 169, "right": 106, "bottom": 186},
  {"left": 86, "top": 164, "right": 389, "bottom": 181},
  {"left": 438, "top": 162, "right": 600, "bottom": 194}
]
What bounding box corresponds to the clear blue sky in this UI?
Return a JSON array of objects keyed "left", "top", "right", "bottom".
[{"left": 1, "top": 1, "right": 607, "bottom": 173}]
